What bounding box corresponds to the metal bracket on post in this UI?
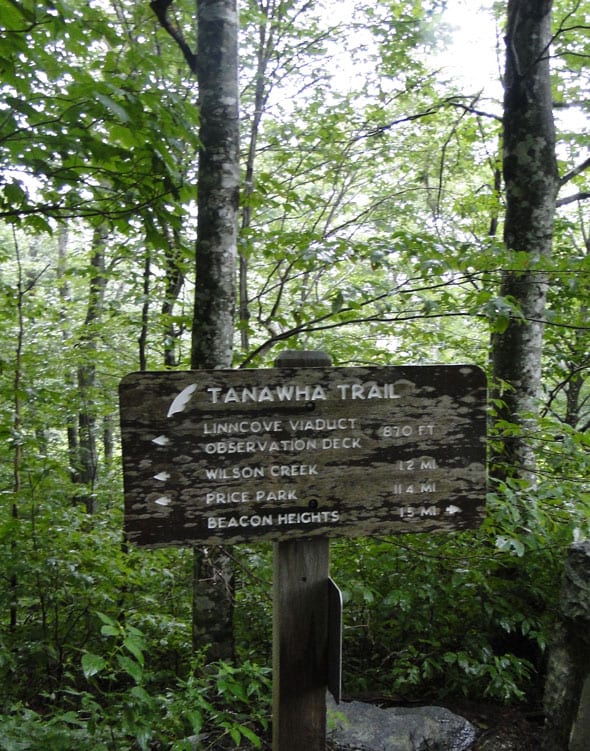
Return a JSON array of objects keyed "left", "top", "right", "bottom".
[
  {"left": 272, "top": 350, "right": 340, "bottom": 751},
  {"left": 328, "top": 577, "right": 343, "bottom": 705}
]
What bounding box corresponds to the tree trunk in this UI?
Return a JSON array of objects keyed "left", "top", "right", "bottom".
[
  {"left": 152, "top": 0, "right": 240, "bottom": 663},
  {"left": 76, "top": 225, "right": 108, "bottom": 512},
  {"left": 139, "top": 250, "right": 151, "bottom": 372},
  {"left": 162, "top": 227, "right": 185, "bottom": 368},
  {"left": 543, "top": 541, "right": 590, "bottom": 751},
  {"left": 239, "top": 1, "right": 277, "bottom": 352},
  {"left": 491, "top": 0, "right": 559, "bottom": 484},
  {"left": 191, "top": 0, "right": 239, "bottom": 369},
  {"left": 56, "top": 228, "right": 80, "bottom": 484},
  {"left": 10, "top": 237, "right": 26, "bottom": 631},
  {"left": 190, "top": 0, "right": 240, "bottom": 661}
]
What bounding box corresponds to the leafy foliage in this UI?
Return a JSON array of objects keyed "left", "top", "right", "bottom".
[{"left": 0, "top": 0, "right": 589, "bottom": 745}]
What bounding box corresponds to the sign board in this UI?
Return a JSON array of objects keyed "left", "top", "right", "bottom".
[{"left": 119, "top": 365, "right": 487, "bottom": 547}]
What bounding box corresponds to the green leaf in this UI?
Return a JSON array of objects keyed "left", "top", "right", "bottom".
[
  {"left": 95, "top": 93, "right": 131, "bottom": 122},
  {"left": 96, "top": 611, "right": 117, "bottom": 626},
  {"left": 100, "top": 624, "right": 120, "bottom": 637},
  {"left": 331, "top": 290, "right": 344, "bottom": 313},
  {"left": 236, "top": 724, "right": 262, "bottom": 748},
  {"left": 184, "top": 709, "right": 203, "bottom": 735},
  {"left": 123, "top": 635, "right": 145, "bottom": 666},
  {"left": 97, "top": 611, "right": 120, "bottom": 636},
  {"left": 228, "top": 725, "right": 242, "bottom": 745},
  {"left": 116, "top": 654, "right": 143, "bottom": 684},
  {"left": 81, "top": 652, "right": 107, "bottom": 678},
  {"left": 4, "top": 182, "right": 27, "bottom": 206}
]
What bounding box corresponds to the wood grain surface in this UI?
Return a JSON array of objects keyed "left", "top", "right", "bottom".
[{"left": 119, "top": 364, "right": 487, "bottom": 546}]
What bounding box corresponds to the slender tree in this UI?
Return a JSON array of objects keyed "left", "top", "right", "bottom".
[
  {"left": 491, "top": 0, "right": 559, "bottom": 484},
  {"left": 191, "top": 0, "right": 239, "bottom": 661},
  {"left": 75, "top": 226, "right": 109, "bottom": 512},
  {"left": 151, "top": 0, "right": 240, "bottom": 660}
]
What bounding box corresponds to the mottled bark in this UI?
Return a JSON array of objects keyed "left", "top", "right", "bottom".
[
  {"left": 152, "top": 0, "right": 240, "bottom": 664},
  {"left": 191, "top": 0, "right": 239, "bottom": 660},
  {"left": 491, "top": 0, "right": 559, "bottom": 483},
  {"left": 543, "top": 541, "right": 590, "bottom": 751},
  {"left": 192, "top": 548, "right": 235, "bottom": 662},
  {"left": 162, "top": 228, "right": 185, "bottom": 368},
  {"left": 139, "top": 250, "right": 151, "bottom": 372},
  {"left": 191, "top": 0, "right": 239, "bottom": 369}
]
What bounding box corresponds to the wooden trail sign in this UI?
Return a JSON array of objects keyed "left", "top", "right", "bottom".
[{"left": 119, "top": 364, "right": 487, "bottom": 547}]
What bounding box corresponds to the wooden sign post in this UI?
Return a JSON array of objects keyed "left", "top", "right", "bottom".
[
  {"left": 273, "top": 538, "right": 330, "bottom": 750},
  {"left": 118, "top": 354, "right": 488, "bottom": 751},
  {"left": 272, "top": 351, "right": 332, "bottom": 751}
]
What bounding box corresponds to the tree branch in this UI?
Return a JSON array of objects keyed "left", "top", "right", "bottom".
[
  {"left": 242, "top": 306, "right": 590, "bottom": 367},
  {"left": 446, "top": 97, "right": 502, "bottom": 122},
  {"left": 553, "top": 99, "right": 590, "bottom": 109},
  {"left": 560, "top": 155, "right": 590, "bottom": 187},
  {"left": 556, "top": 191, "right": 590, "bottom": 207},
  {"left": 150, "top": 0, "right": 198, "bottom": 74}
]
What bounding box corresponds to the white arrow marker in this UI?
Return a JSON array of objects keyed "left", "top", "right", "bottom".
[
  {"left": 152, "top": 435, "right": 170, "bottom": 446},
  {"left": 154, "top": 472, "right": 171, "bottom": 482},
  {"left": 167, "top": 383, "right": 197, "bottom": 417},
  {"left": 445, "top": 505, "right": 462, "bottom": 515},
  {"left": 154, "top": 496, "right": 172, "bottom": 506}
]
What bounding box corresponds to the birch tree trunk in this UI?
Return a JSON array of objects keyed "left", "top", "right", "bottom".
[
  {"left": 190, "top": 0, "right": 239, "bottom": 660},
  {"left": 151, "top": 0, "right": 239, "bottom": 660},
  {"left": 491, "top": 0, "right": 559, "bottom": 484},
  {"left": 191, "top": 0, "right": 239, "bottom": 369}
]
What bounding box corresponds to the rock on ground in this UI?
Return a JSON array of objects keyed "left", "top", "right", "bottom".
[{"left": 326, "top": 695, "right": 476, "bottom": 751}]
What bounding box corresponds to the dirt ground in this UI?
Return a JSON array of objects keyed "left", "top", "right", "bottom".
[
  {"left": 333, "top": 694, "right": 546, "bottom": 750},
  {"left": 441, "top": 699, "right": 545, "bottom": 751}
]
